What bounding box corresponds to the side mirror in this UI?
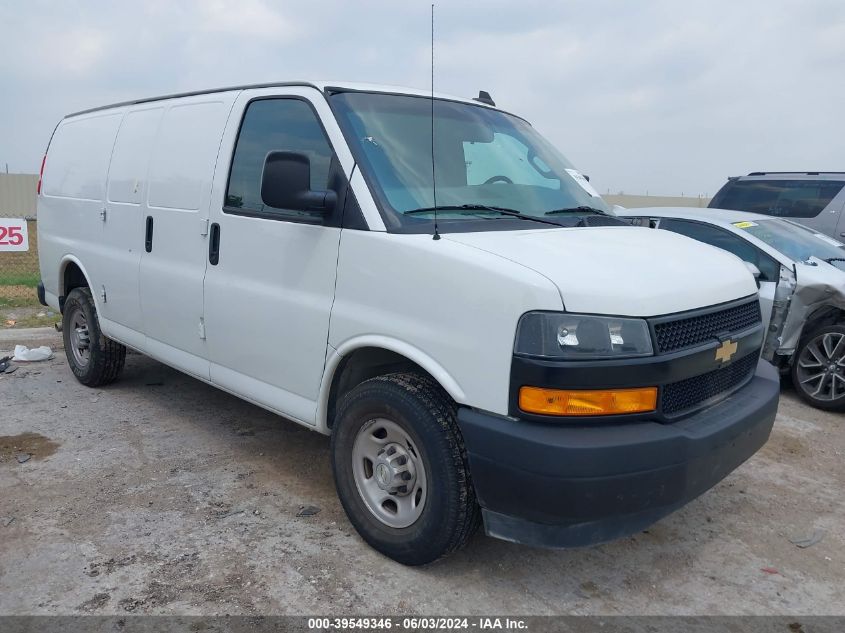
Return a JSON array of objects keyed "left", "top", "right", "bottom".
[
  {"left": 744, "top": 261, "right": 761, "bottom": 286},
  {"left": 260, "top": 151, "right": 337, "bottom": 213}
]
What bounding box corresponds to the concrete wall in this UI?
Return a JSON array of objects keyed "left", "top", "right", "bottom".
[
  {"left": 605, "top": 194, "right": 712, "bottom": 209},
  {"left": 0, "top": 173, "right": 38, "bottom": 218}
]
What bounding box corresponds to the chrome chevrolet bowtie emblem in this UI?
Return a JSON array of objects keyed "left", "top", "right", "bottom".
[{"left": 715, "top": 339, "right": 738, "bottom": 363}]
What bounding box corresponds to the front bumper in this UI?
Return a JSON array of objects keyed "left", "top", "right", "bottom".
[{"left": 457, "top": 359, "right": 779, "bottom": 548}]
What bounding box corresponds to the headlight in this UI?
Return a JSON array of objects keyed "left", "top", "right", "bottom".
[{"left": 514, "top": 312, "right": 653, "bottom": 359}]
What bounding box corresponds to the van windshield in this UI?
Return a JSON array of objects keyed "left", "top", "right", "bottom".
[{"left": 330, "top": 91, "right": 611, "bottom": 231}]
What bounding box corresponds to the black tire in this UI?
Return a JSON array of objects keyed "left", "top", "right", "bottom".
[
  {"left": 62, "top": 287, "right": 126, "bottom": 387},
  {"left": 791, "top": 323, "right": 845, "bottom": 411},
  {"left": 331, "top": 372, "right": 480, "bottom": 565}
]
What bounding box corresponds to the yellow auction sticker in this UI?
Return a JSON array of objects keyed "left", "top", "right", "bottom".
[{"left": 733, "top": 221, "right": 757, "bottom": 228}]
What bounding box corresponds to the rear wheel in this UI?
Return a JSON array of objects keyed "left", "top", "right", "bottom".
[
  {"left": 791, "top": 324, "right": 845, "bottom": 411},
  {"left": 331, "top": 373, "right": 480, "bottom": 565},
  {"left": 62, "top": 287, "right": 126, "bottom": 387}
]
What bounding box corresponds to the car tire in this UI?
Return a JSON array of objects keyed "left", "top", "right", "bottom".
[
  {"left": 791, "top": 323, "right": 845, "bottom": 411},
  {"left": 62, "top": 287, "right": 126, "bottom": 387},
  {"left": 331, "top": 372, "right": 480, "bottom": 565}
]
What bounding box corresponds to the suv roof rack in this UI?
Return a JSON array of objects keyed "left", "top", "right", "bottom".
[{"left": 746, "top": 171, "right": 845, "bottom": 176}]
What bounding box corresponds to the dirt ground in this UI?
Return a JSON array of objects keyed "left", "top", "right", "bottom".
[{"left": 0, "top": 331, "right": 843, "bottom": 616}]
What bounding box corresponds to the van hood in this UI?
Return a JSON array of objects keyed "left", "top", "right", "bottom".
[{"left": 444, "top": 226, "right": 757, "bottom": 316}]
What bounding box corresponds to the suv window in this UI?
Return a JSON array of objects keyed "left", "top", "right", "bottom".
[
  {"left": 225, "top": 98, "right": 333, "bottom": 221},
  {"left": 710, "top": 179, "right": 844, "bottom": 218},
  {"left": 660, "top": 219, "right": 781, "bottom": 282}
]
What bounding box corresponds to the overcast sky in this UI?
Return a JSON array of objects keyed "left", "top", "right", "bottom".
[{"left": 1, "top": 0, "right": 842, "bottom": 196}]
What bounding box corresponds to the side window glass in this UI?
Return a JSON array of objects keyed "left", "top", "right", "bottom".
[
  {"left": 225, "top": 99, "right": 333, "bottom": 221},
  {"left": 661, "top": 219, "right": 780, "bottom": 282}
]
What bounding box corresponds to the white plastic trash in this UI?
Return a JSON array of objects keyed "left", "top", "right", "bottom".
[{"left": 12, "top": 345, "right": 53, "bottom": 362}]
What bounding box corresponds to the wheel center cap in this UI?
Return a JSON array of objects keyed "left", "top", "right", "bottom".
[
  {"left": 372, "top": 442, "right": 417, "bottom": 495},
  {"left": 375, "top": 463, "right": 391, "bottom": 487}
]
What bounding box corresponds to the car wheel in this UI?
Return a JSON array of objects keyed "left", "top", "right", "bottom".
[
  {"left": 791, "top": 324, "right": 845, "bottom": 411},
  {"left": 62, "top": 287, "right": 126, "bottom": 387},
  {"left": 331, "top": 372, "right": 480, "bottom": 565}
]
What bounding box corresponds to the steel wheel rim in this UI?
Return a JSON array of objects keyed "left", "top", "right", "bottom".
[
  {"left": 68, "top": 306, "right": 91, "bottom": 368},
  {"left": 796, "top": 331, "right": 845, "bottom": 402},
  {"left": 351, "top": 418, "right": 427, "bottom": 528}
]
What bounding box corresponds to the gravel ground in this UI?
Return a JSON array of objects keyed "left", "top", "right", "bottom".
[{"left": 0, "top": 331, "right": 843, "bottom": 616}]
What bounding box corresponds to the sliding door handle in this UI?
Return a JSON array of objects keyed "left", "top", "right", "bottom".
[
  {"left": 209, "top": 222, "right": 220, "bottom": 265},
  {"left": 144, "top": 216, "right": 154, "bottom": 253}
]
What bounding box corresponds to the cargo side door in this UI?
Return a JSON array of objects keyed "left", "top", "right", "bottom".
[
  {"left": 202, "top": 87, "right": 352, "bottom": 424},
  {"left": 138, "top": 94, "right": 237, "bottom": 379},
  {"left": 98, "top": 106, "right": 163, "bottom": 347}
]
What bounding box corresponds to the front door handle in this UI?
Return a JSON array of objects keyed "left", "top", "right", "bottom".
[
  {"left": 209, "top": 222, "right": 220, "bottom": 265},
  {"left": 144, "top": 216, "right": 154, "bottom": 252}
]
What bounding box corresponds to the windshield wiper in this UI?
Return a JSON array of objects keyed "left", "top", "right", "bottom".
[
  {"left": 544, "top": 205, "right": 610, "bottom": 216},
  {"left": 404, "top": 204, "right": 562, "bottom": 227},
  {"left": 823, "top": 257, "right": 845, "bottom": 264}
]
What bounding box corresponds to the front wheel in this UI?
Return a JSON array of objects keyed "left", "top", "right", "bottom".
[
  {"left": 62, "top": 287, "right": 126, "bottom": 387},
  {"left": 791, "top": 324, "right": 845, "bottom": 411},
  {"left": 330, "top": 373, "right": 480, "bottom": 565}
]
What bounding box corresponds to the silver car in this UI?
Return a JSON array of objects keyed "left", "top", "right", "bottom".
[{"left": 619, "top": 206, "right": 845, "bottom": 411}]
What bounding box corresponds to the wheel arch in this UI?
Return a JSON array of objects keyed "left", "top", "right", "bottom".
[
  {"left": 317, "top": 336, "right": 467, "bottom": 434},
  {"left": 58, "top": 255, "right": 94, "bottom": 313}
]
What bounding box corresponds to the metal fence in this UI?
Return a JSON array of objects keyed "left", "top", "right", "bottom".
[
  {"left": 0, "top": 218, "right": 39, "bottom": 306},
  {"left": 1, "top": 174, "right": 40, "bottom": 308}
]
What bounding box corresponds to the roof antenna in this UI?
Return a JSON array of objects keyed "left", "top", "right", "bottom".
[{"left": 430, "top": 3, "right": 440, "bottom": 241}]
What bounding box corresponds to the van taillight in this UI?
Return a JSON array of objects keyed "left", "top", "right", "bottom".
[{"left": 37, "top": 154, "right": 47, "bottom": 195}]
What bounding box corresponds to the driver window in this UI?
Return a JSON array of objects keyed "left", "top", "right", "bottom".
[
  {"left": 463, "top": 133, "right": 559, "bottom": 189},
  {"left": 660, "top": 219, "right": 781, "bottom": 282},
  {"left": 225, "top": 98, "right": 333, "bottom": 221}
]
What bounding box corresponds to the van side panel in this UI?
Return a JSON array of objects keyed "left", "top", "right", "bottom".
[
  {"left": 38, "top": 112, "right": 123, "bottom": 309},
  {"left": 99, "top": 106, "right": 164, "bottom": 333}
]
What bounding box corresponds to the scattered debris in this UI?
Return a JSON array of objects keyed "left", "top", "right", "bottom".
[
  {"left": 760, "top": 567, "right": 780, "bottom": 575},
  {"left": 5, "top": 319, "right": 16, "bottom": 327},
  {"left": 12, "top": 345, "right": 53, "bottom": 362},
  {"left": 1, "top": 517, "right": 14, "bottom": 527},
  {"left": 218, "top": 509, "right": 246, "bottom": 519},
  {"left": 77, "top": 592, "right": 111, "bottom": 612},
  {"left": 4, "top": 365, "right": 17, "bottom": 374},
  {"left": 297, "top": 505, "right": 321, "bottom": 517},
  {"left": 15, "top": 452, "right": 32, "bottom": 464},
  {"left": 0, "top": 356, "right": 11, "bottom": 372},
  {"left": 789, "top": 530, "right": 825, "bottom": 549}
]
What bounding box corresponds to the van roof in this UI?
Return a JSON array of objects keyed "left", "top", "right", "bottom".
[{"left": 65, "top": 81, "right": 504, "bottom": 118}]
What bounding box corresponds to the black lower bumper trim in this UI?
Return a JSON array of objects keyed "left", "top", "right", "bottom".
[{"left": 458, "top": 359, "right": 780, "bottom": 548}]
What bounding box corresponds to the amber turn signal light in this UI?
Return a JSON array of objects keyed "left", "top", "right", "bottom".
[{"left": 518, "top": 386, "right": 658, "bottom": 416}]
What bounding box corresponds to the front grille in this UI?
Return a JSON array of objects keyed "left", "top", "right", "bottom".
[
  {"left": 662, "top": 353, "right": 757, "bottom": 416},
  {"left": 653, "top": 300, "right": 761, "bottom": 354}
]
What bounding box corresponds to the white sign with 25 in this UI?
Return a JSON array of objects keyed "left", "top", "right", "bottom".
[{"left": 0, "top": 218, "right": 29, "bottom": 252}]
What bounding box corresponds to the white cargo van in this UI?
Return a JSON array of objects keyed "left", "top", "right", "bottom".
[{"left": 37, "top": 81, "right": 779, "bottom": 565}]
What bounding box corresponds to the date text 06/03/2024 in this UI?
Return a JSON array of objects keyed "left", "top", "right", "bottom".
[{"left": 306, "top": 617, "right": 528, "bottom": 630}]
